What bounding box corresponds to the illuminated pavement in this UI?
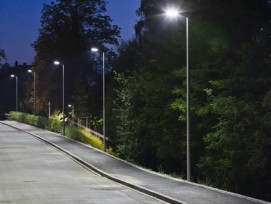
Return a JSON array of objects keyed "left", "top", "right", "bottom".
[{"left": 0, "top": 121, "right": 270, "bottom": 204}]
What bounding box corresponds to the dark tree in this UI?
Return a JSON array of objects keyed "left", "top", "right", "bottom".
[
  {"left": 32, "top": 0, "right": 120, "bottom": 115},
  {"left": 112, "top": 0, "right": 271, "bottom": 201}
]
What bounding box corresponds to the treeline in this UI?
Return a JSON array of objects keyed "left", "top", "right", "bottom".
[
  {"left": 109, "top": 0, "right": 271, "bottom": 201},
  {"left": 0, "top": 61, "right": 33, "bottom": 118},
  {"left": 0, "top": 0, "right": 270, "bottom": 201}
]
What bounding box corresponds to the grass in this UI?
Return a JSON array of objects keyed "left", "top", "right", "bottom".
[
  {"left": 9, "top": 111, "right": 117, "bottom": 156},
  {"left": 78, "top": 129, "right": 116, "bottom": 156}
]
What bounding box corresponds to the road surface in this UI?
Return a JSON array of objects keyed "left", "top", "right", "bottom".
[
  {"left": 0, "top": 121, "right": 270, "bottom": 204},
  {"left": 0, "top": 122, "right": 164, "bottom": 204}
]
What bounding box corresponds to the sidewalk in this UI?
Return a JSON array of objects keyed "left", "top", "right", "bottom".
[{"left": 1, "top": 121, "right": 270, "bottom": 204}]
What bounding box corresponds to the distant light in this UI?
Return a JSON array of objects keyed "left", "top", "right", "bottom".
[
  {"left": 91, "top": 47, "right": 99, "bottom": 52},
  {"left": 28, "top": 69, "right": 32, "bottom": 73},
  {"left": 54, "top": 61, "right": 60, "bottom": 65},
  {"left": 68, "top": 104, "right": 72, "bottom": 107},
  {"left": 11, "top": 74, "right": 15, "bottom": 78},
  {"left": 165, "top": 7, "right": 180, "bottom": 19}
]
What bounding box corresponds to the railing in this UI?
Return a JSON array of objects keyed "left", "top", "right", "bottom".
[{"left": 70, "top": 119, "right": 105, "bottom": 140}]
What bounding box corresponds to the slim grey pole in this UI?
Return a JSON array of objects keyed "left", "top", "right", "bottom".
[
  {"left": 34, "top": 72, "right": 36, "bottom": 115},
  {"left": 48, "top": 101, "right": 51, "bottom": 118},
  {"left": 186, "top": 17, "right": 191, "bottom": 181},
  {"left": 62, "top": 64, "right": 65, "bottom": 136},
  {"left": 16, "top": 76, "right": 18, "bottom": 112},
  {"left": 102, "top": 52, "right": 106, "bottom": 152}
]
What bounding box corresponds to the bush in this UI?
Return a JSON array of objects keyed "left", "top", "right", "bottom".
[
  {"left": 48, "top": 117, "right": 62, "bottom": 133},
  {"left": 9, "top": 111, "right": 48, "bottom": 128},
  {"left": 66, "top": 125, "right": 84, "bottom": 141},
  {"left": 9, "top": 111, "right": 116, "bottom": 155}
]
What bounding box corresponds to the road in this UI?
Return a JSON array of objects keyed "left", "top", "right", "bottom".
[
  {"left": 0, "top": 121, "right": 270, "bottom": 204},
  {"left": 0, "top": 122, "right": 164, "bottom": 204}
]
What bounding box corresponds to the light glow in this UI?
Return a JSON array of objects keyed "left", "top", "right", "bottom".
[
  {"left": 165, "top": 7, "right": 180, "bottom": 18},
  {"left": 54, "top": 61, "right": 60, "bottom": 65},
  {"left": 91, "top": 47, "right": 99, "bottom": 52},
  {"left": 11, "top": 74, "right": 15, "bottom": 78}
]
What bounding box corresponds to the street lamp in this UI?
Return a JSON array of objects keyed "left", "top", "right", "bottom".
[
  {"left": 68, "top": 104, "right": 74, "bottom": 119},
  {"left": 28, "top": 69, "right": 36, "bottom": 115},
  {"left": 54, "top": 60, "right": 65, "bottom": 136},
  {"left": 165, "top": 7, "right": 191, "bottom": 181},
  {"left": 91, "top": 47, "right": 106, "bottom": 152},
  {"left": 11, "top": 74, "right": 18, "bottom": 112}
]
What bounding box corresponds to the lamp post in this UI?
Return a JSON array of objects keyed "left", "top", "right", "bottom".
[
  {"left": 11, "top": 74, "right": 18, "bottom": 112},
  {"left": 54, "top": 61, "right": 65, "bottom": 136},
  {"left": 68, "top": 104, "right": 74, "bottom": 119},
  {"left": 165, "top": 8, "right": 190, "bottom": 181},
  {"left": 28, "top": 69, "right": 36, "bottom": 115},
  {"left": 91, "top": 47, "right": 106, "bottom": 152},
  {"left": 48, "top": 101, "right": 51, "bottom": 118}
]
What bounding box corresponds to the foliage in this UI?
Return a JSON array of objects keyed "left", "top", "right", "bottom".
[
  {"left": 0, "top": 48, "right": 6, "bottom": 62},
  {"left": 9, "top": 111, "right": 48, "bottom": 128},
  {"left": 111, "top": 0, "right": 271, "bottom": 201},
  {"left": 48, "top": 111, "right": 63, "bottom": 133},
  {"left": 9, "top": 111, "right": 115, "bottom": 155},
  {"left": 29, "top": 0, "right": 120, "bottom": 116},
  {"left": 79, "top": 129, "right": 115, "bottom": 155}
]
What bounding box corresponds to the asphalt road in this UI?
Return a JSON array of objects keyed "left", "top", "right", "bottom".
[
  {"left": 0, "top": 122, "right": 164, "bottom": 204},
  {"left": 1, "top": 121, "right": 270, "bottom": 204}
]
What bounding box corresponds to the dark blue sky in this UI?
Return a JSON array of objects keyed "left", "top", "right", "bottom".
[{"left": 0, "top": 0, "right": 140, "bottom": 65}]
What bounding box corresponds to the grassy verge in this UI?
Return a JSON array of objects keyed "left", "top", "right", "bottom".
[{"left": 9, "top": 111, "right": 115, "bottom": 154}]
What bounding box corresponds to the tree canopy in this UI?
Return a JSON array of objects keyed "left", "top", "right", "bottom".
[
  {"left": 111, "top": 0, "right": 271, "bottom": 201},
  {"left": 31, "top": 0, "right": 120, "bottom": 116}
]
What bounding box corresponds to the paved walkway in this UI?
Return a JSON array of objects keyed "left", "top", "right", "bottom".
[
  {"left": 0, "top": 122, "right": 164, "bottom": 204},
  {"left": 1, "top": 121, "right": 270, "bottom": 204}
]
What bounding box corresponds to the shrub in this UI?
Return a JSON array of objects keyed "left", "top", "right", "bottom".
[
  {"left": 9, "top": 111, "right": 47, "bottom": 128},
  {"left": 9, "top": 111, "right": 116, "bottom": 155}
]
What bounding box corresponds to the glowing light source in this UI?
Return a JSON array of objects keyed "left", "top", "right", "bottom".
[
  {"left": 165, "top": 7, "right": 180, "bottom": 18},
  {"left": 54, "top": 61, "right": 60, "bottom": 65},
  {"left": 91, "top": 47, "right": 99, "bottom": 52}
]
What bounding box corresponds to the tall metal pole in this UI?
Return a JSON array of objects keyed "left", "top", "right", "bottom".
[
  {"left": 102, "top": 52, "right": 106, "bottom": 152},
  {"left": 186, "top": 17, "right": 191, "bottom": 181},
  {"left": 16, "top": 76, "right": 18, "bottom": 112},
  {"left": 48, "top": 101, "right": 51, "bottom": 118},
  {"left": 62, "top": 64, "right": 65, "bottom": 136},
  {"left": 33, "top": 72, "right": 36, "bottom": 115}
]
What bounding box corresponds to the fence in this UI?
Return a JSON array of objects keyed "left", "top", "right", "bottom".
[{"left": 70, "top": 119, "right": 105, "bottom": 140}]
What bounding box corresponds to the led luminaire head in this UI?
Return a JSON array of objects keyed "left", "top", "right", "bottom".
[
  {"left": 54, "top": 61, "right": 60, "bottom": 65},
  {"left": 91, "top": 47, "right": 99, "bottom": 52},
  {"left": 165, "top": 7, "right": 180, "bottom": 18}
]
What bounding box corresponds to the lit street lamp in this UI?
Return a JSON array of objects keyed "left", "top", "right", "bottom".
[
  {"left": 54, "top": 61, "right": 65, "bottom": 136},
  {"left": 28, "top": 69, "right": 36, "bottom": 115},
  {"left": 11, "top": 74, "right": 18, "bottom": 112},
  {"left": 165, "top": 7, "right": 191, "bottom": 181},
  {"left": 91, "top": 47, "right": 106, "bottom": 152},
  {"left": 68, "top": 104, "right": 74, "bottom": 119}
]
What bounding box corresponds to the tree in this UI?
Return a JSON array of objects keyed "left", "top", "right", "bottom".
[
  {"left": 71, "top": 73, "right": 89, "bottom": 117},
  {"left": 0, "top": 48, "right": 6, "bottom": 64},
  {"left": 31, "top": 0, "right": 119, "bottom": 115},
  {"left": 113, "top": 0, "right": 187, "bottom": 171},
  {"left": 112, "top": 0, "right": 271, "bottom": 201}
]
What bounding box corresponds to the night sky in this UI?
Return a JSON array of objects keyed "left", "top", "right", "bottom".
[{"left": 0, "top": 0, "right": 140, "bottom": 65}]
